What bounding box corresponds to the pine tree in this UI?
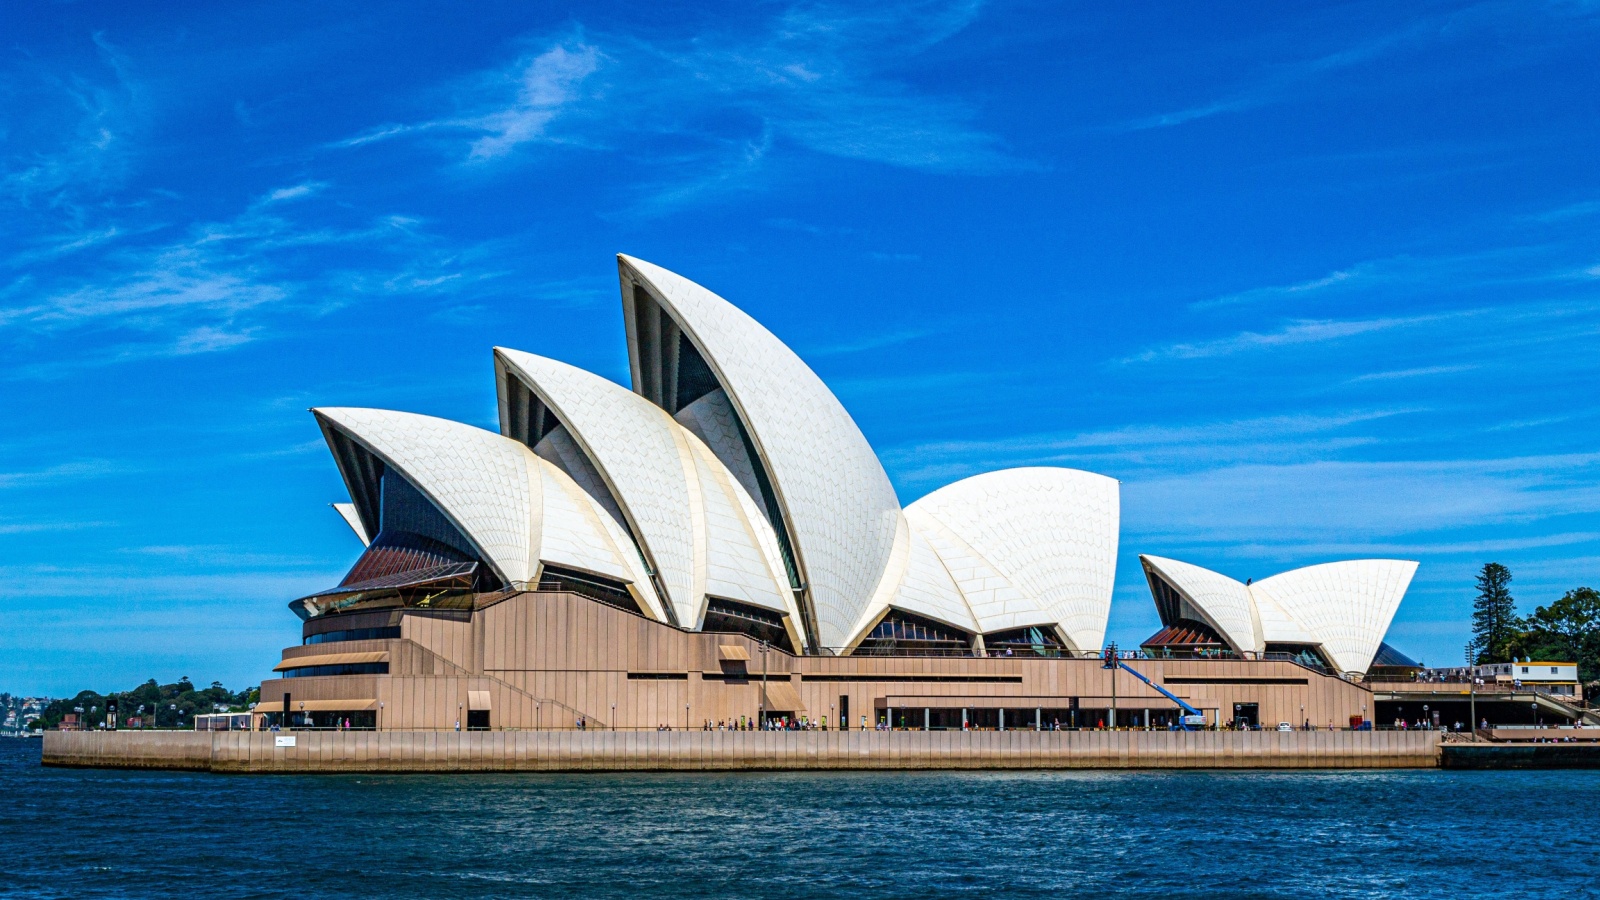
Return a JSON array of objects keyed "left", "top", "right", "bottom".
[{"left": 1470, "top": 562, "right": 1518, "bottom": 664}]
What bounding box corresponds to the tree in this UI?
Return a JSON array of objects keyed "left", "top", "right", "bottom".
[
  {"left": 1515, "top": 587, "right": 1600, "bottom": 683},
  {"left": 1471, "top": 562, "right": 1519, "bottom": 664}
]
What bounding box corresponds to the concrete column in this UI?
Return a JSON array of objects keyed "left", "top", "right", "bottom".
[
  {"left": 1036, "top": 708, "right": 1042, "bottom": 731},
  {"left": 999, "top": 709, "right": 1005, "bottom": 732},
  {"left": 924, "top": 708, "right": 930, "bottom": 731}
]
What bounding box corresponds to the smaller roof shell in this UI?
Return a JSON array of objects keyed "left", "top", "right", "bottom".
[
  {"left": 846, "top": 467, "right": 1120, "bottom": 653},
  {"left": 314, "top": 407, "right": 666, "bottom": 620},
  {"left": 1139, "top": 554, "right": 1418, "bottom": 674}
]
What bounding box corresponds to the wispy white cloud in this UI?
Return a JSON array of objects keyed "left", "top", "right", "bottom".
[
  {"left": 0, "top": 519, "right": 109, "bottom": 535},
  {"left": 1, "top": 34, "right": 145, "bottom": 207},
  {"left": 1125, "top": 453, "right": 1600, "bottom": 545},
  {"left": 0, "top": 460, "right": 117, "bottom": 489},
  {"left": 1194, "top": 267, "right": 1361, "bottom": 309},
  {"left": 333, "top": 2, "right": 1023, "bottom": 208},
  {"left": 1345, "top": 364, "right": 1479, "bottom": 384},
  {"left": 0, "top": 184, "right": 478, "bottom": 376},
  {"left": 262, "top": 182, "right": 327, "bottom": 204},
  {"left": 1121, "top": 12, "right": 1464, "bottom": 131},
  {"left": 807, "top": 327, "right": 940, "bottom": 356},
  {"left": 886, "top": 409, "right": 1420, "bottom": 491},
  {"left": 1119, "top": 313, "right": 1452, "bottom": 363},
  {"left": 466, "top": 44, "right": 601, "bottom": 160}
]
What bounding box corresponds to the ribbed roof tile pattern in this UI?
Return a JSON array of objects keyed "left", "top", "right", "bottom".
[
  {"left": 313, "top": 407, "right": 664, "bottom": 620},
  {"left": 1140, "top": 555, "right": 1259, "bottom": 652},
  {"left": 1139, "top": 554, "right": 1417, "bottom": 674},
  {"left": 906, "top": 468, "right": 1120, "bottom": 652},
  {"left": 1251, "top": 560, "right": 1418, "bottom": 674},
  {"left": 497, "top": 348, "right": 791, "bottom": 629}
]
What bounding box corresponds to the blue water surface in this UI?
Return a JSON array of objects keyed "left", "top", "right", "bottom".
[{"left": 1, "top": 739, "right": 1594, "bottom": 899}]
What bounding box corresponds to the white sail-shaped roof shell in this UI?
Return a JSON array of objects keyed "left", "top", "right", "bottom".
[
  {"left": 1139, "top": 554, "right": 1417, "bottom": 674},
  {"left": 1251, "top": 560, "right": 1418, "bottom": 675},
  {"left": 899, "top": 468, "right": 1119, "bottom": 653},
  {"left": 620, "top": 255, "right": 901, "bottom": 651},
  {"left": 313, "top": 407, "right": 666, "bottom": 620},
  {"left": 494, "top": 348, "right": 796, "bottom": 634},
  {"left": 1140, "top": 555, "right": 1259, "bottom": 652}
]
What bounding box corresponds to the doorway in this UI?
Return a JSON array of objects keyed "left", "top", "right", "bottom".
[{"left": 1232, "top": 703, "right": 1259, "bottom": 729}]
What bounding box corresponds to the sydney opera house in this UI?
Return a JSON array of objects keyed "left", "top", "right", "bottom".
[{"left": 255, "top": 256, "right": 1421, "bottom": 732}]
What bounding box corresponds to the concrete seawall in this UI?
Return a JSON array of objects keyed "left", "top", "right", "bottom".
[{"left": 44, "top": 730, "right": 1442, "bottom": 773}]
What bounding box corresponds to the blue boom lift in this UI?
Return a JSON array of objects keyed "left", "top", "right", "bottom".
[{"left": 1103, "top": 644, "right": 1208, "bottom": 729}]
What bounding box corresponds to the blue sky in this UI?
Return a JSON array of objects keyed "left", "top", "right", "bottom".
[{"left": 3, "top": 1, "right": 1598, "bottom": 695}]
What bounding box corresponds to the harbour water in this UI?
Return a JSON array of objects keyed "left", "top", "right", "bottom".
[{"left": 3, "top": 739, "right": 1595, "bottom": 899}]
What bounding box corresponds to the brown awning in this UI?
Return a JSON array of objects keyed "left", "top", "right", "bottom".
[
  {"left": 761, "top": 680, "right": 805, "bottom": 713},
  {"left": 467, "top": 690, "right": 492, "bottom": 711},
  {"left": 252, "top": 698, "right": 378, "bottom": 712},
  {"left": 718, "top": 644, "right": 750, "bottom": 662},
  {"left": 273, "top": 651, "right": 389, "bottom": 672}
]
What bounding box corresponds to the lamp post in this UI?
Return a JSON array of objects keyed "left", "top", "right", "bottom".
[
  {"left": 759, "top": 641, "right": 768, "bottom": 730},
  {"left": 378, "top": 701, "right": 384, "bottom": 732},
  {"left": 611, "top": 703, "right": 615, "bottom": 731},
  {"left": 535, "top": 701, "right": 540, "bottom": 732},
  {"left": 1423, "top": 704, "right": 1430, "bottom": 731},
  {"left": 685, "top": 703, "right": 689, "bottom": 732},
  {"left": 1469, "top": 682, "right": 1476, "bottom": 739}
]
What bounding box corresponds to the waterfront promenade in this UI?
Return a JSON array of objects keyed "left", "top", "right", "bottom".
[{"left": 44, "top": 728, "right": 1442, "bottom": 772}]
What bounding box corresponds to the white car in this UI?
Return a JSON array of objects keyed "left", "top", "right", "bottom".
[{"left": 1277, "top": 722, "right": 1293, "bottom": 732}]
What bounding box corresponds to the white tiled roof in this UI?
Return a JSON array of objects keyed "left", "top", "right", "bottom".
[
  {"left": 620, "top": 255, "right": 902, "bottom": 650},
  {"left": 1139, "top": 554, "right": 1417, "bottom": 674},
  {"left": 1251, "top": 560, "right": 1418, "bottom": 674},
  {"left": 496, "top": 348, "right": 791, "bottom": 631},
  {"left": 312, "top": 406, "right": 665, "bottom": 619},
  {"left": 905, "top": 468, "right": 1120, "bottom": 653},
  {"left": 1140, "top": 555, "right": 1260, "bottom": 653}
]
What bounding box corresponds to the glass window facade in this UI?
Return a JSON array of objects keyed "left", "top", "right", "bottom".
[
  {"left": 856, "top": 611, "right": 972, "bottom": 657},
  {"left": 304, "top": 626, "right": 401, "bottom": 645},
  {"left": 701, "top": 597, "right": 790, "bottom": 648},
  {"left": 281, "top": 662, "right": 390, "bottom": 678}
]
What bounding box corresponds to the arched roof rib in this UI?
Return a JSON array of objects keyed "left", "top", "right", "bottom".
[
  {"left": 618, "top": 255, "right": 902, "bottom": 653},
  {"left": 495, "top": 348, "right": 797, "bottom": 638}
]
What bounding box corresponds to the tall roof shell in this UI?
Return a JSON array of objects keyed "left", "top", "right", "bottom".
[
  {"left": 903, "top": 467, "right": 1120, "bottom": 652},
  {"left": 495, "top": 348, "right": 795, "bottom": 632},
  {"left": 313, "top": 407, "right": 664, "bottom": 619},
  {"left": 1250, "top": 560, "right": 1417, "bottom": 674},
  {"left": 618, "top": 255, "right": 901, "bottom": 651}
]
